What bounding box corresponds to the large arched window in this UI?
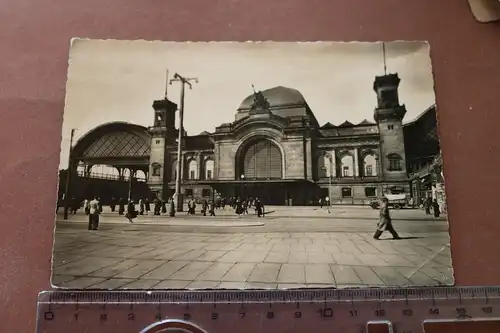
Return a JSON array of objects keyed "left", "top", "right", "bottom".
[
  {"left": 340, "top": 155, "right": 354, "bottom": 177},
  {"left": 241, "top": 139, "right": 282, "bottom": 179},
  {"left": 204, "top": 159, "right": 214, "bottom": 180},
  {"left": 363, "top": 154, "right": 377, "bottom": 177},
  {"left": 188, "top": 159, "right": 198, "bottom": 180}
]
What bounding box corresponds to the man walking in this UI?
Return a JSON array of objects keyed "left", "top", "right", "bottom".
[
  {"left": 373, "top": 197, "right": 400, "bottom": 240},
  {"left": 255, "top": 198, "right": 264, "bottom": 217},
  {"left": 88, "top": 196, "right": 100, "bottom": 230}
]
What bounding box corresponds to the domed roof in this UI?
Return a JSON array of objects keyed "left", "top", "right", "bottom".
[{"left": 238, "top": 86, "right": 307, "bottom": 110}]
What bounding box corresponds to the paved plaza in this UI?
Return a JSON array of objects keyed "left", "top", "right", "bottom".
[{"left": 52, "top": 206, "right": 453, "bottom": 290}]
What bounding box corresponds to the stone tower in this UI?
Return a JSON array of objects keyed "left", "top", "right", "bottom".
[
  {"left": 373, "top": 73, "right": 408, "bottom": 182},
  {"left": 147, "top": 98, "right": 178, "bottom": 200}
]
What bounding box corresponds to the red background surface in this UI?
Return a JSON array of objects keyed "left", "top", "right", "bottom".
[{"left": 1, "top": 0, "right": 499, "bottom": 331}]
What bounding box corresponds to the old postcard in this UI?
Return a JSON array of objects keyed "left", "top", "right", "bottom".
[{"left": 52, "top": 40, "right": 453, "bottom": 290}]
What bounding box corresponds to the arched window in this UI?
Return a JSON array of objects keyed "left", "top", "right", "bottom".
[
  {"left": 135, "top": 170, "right": 147, "bottom": 182},
  {"left": 122, "top": 168, "right": 131, "bottom": 181},
  {"left": 363, "top": 154, "right": 377, "bottom": 177},
  {"left": 387, "top": 153, "right": 403, "bottom": 171},
  {"left": 151, "top": 163, "right": 161, "bottom": 177},
  {"left": 317, "top": 154, "right": 334, "bottom": 178},
  {"left": 204, "top": 159, "right": 214, "bottom": 180},
  {"left": 88, "top": 164, "right": 120, "bottom": 180},
  {"left": 188, "top": 159, "right": 198, "bottom": 180},
  {"left": 340, "top": 155, "right": 354, "bottom": 177},
  {"left": 241, "top": 139, "right": 282, "bottom": 179}
]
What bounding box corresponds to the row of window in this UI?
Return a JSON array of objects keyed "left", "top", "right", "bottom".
[
  {"left": 318, "top": 153, "right": 402, "bottom": 178},
  {"left": 152, "top": 154, "right": 402, "bottom": 180},
  {"left": 151, "top": 159, "right": 215, "bottom": 180}
]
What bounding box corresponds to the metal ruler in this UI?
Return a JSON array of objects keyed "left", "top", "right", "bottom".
[{"left": 37, "top": 286, "right": 500, "bottom": 333}]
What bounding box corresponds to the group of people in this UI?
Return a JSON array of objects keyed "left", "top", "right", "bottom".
[
  {"left": 231, "top": 197, "right": 265, "bottom": 217},
  {"left": 422, "top": 197, "right": 441, "bottom": 218},
  {"left": 81, "top": 196, "right": 139, "bottom": 229},
  {"left": 186, "top": 199, "right": 216, "bottom": 216}
]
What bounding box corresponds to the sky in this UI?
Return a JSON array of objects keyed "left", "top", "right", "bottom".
[{"left": 59, "top": 40, "right": 436, "bottom": 169}]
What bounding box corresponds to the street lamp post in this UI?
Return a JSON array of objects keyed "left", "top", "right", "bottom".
[
  {"left": 323, "top": 153, "right": 333, "bottom": 210},
  {"left": 63, "top": 128, "right": 76, "bottom": 220},
  {"left": 169, "top": 73, "right": 198, "bottom": 212}
]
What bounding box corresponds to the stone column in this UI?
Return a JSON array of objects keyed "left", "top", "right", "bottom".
[
  {"left": 353, "top": 148, "right": 359, "bottom": 177},
  {"left": 305, "top": 138, "right": 313, "bottom": 180},
  {"left": 214, "top": 143, "right": 220, "bottom": 180},
  {"left": 128, "top": 168, "right": 135, "bottom": 201},
  {"left": 84, "top": 164, "right": 92, "bottom": 177},
  {"left": 329, "top": 149, "right": 336, "bottom": 178},
  {"left": 196, "top": 153, "right": 202, "bottom": 180},
  {"left": 375, "top": 157, "right": 382, "bottom": 179}
]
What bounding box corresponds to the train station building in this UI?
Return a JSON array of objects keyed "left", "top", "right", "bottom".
[{"left": 64, "top": 73, "right": 442, "bottom": 206}]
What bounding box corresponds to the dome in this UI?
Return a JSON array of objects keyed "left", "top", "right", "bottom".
[{"left": 237, "top": 86, "right": 307, "bottom": 110}]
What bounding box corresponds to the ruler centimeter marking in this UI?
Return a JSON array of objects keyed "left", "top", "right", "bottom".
[{"left": 37, "top": 286, "right": 500, "bottom": 333}]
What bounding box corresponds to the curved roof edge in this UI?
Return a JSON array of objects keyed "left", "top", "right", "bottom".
[{"left": 72, "top": 121, "right": 150, "bottom": 156}]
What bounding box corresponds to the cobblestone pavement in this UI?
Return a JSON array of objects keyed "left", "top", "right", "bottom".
[{"left": 52, "top": 206, "right": 453, "bottom": 290}]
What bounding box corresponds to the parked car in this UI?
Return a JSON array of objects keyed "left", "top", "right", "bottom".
[{"left": 370, "top": 193, "right": 408, "bottom": 209}]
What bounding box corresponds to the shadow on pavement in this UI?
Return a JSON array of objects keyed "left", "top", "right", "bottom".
[{"left": 381, "top": 236, "right": 423, "bottom": 240}]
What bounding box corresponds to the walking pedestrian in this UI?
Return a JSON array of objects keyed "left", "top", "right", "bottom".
[
  {"left": 432, "top": 199, "right": 440, "bottom": 218},
  {"left": 118, "top": 197, "right": 125, "bottom": 215},
  {"left": 424, "top": 197, "right": 432, "bottom": 215},
  {"left": 168, "top": 197, "right": 175, "bottom": 217},
  {"left": 88, "top": 196, "right": 100, "bottom": 230},
  {"left": 110, "top": 197, "right": 116, "bottom": 212},
  {"left": 209, "top": 200, "right": 216, "bottom": 216},
  {"left": 373, "top": 197, "right": 400, "bottom": 240},
  {"left": 161, "top": 200, "right": 167, "bottom": 215},
  {"left": 83, "top": 198, "right": 90, "bottom": 215},
  {"left": 125, "top": 200, "right": 137, "bottom": 223},
  {"left": 139, "top": 198, "right": 144, "bottom": 215},
  {"left": 201, "top": 199, "right": 208, "bottom": 216},
  {"left": 255, "top": 198, "right": 264, "bottom": 217}
]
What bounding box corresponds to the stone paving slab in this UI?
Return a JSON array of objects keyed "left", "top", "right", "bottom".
[{"left": 52, "top": 222, "right": 453, "bottom": 290}]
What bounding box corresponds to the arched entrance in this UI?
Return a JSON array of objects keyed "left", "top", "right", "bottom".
[
  {"left": 241, "top": 139, "right": 283, "bottom": 179},
  {"left": 236, "top": 138, "right": 287, "bottom": 205},
  {"left": 61, "top": 122, "right": 153, "bottom": 206}
]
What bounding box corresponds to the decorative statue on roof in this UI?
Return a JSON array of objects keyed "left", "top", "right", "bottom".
[{"left": 250, "top": 84, "right": 270, "bottom": 113}]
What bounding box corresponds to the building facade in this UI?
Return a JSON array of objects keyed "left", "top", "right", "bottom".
[
  {"left": 404, "top": 105, "right": 446, "bottom": 211},
  {"left": 146, "top": 73, "right": 428, "bottom": 205}
]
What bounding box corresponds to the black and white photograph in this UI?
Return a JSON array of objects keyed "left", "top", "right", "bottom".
[{"left": 52, "top": 40, "right": 453, "bottom": 290}]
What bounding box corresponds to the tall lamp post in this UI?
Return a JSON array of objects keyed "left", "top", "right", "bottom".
[
  {"left": 323, "top": 153, "right": 334, "bottom": 209},
  {"left": 169, "top": 73, "right": 198, "bottom": 212},
  {"left": 63, "top": 128, "right": 76, "bottom": 220}
]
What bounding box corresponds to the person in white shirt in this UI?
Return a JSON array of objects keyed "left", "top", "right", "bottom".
[
  {"left": 88, "top": 196, "right": 100, "bottom": 230},
  {"left": 325, "top": 196, "right": 330, "bottom": 213}
]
